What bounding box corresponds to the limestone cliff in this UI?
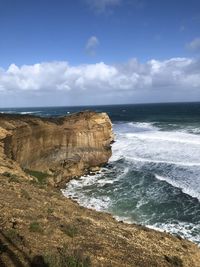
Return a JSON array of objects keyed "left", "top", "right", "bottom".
[{"left": 0, "top": 111, "right": 114, "bottom": 186}]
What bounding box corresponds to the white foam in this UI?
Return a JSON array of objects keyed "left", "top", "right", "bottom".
[
  {"left": 125, "top": 156, "right": 200, "bottom": 167},
  {"left": 111, "top": 121, "right": 200, "bottom": 202},
  {"left": 97, "top": 179, "right": 115, "bottom": 185},
  {"left": 115, "top": 122, "right": 157, "bottom": 134},
  {"left": 19, "top": 111, "right": 41, "bottom": 114},
  {"left": 127, "top": 122, "right": 157, "bottom": 131},
  {"left": 62, "top": 120, "right": 200, "bottom": 244},
  {"left": 125, "top": 131, "right": 200, "bottom": 145},
  {"left": 147, "top": 222, "right": 200, "bottom": 245},
  {"left": 113, "top": 215, "right": 200, "bottom": 244},
  {"left": 112, "top": 122, "right": 200, "bottom": 165},
  {"left": 62, "top": 181, "right": 111, "bottom": 212},
  {"left": 0, "top": 111, "right": 41, "bottom": 115},
  {"left": 62, "top": 170, "right": 110, "bottom": 211}
]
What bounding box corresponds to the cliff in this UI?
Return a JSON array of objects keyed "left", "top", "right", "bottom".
[
  {"left": 0, "top": 111, "right": 200, "bottom": 267},
  {"left": 0, "top": 111, "right": 114, "bottom": 186}
]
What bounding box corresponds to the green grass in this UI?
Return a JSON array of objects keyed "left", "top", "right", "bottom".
[
  {"left": 5, "top": 229, "right": 24, "bottom": 245},
  {"left": 47, "top": 207, "right": 54, "bottom": 214},
  {"left": 60, "top": 224, "right": 78, "bottom": 238},
  {"left": 3, "top": 172, "right": 20, "bottom": 183},
  {"left": 24, "top": 169, "right": 49, "bottom": 185},
  {"left": 29, "top": 221, "right": 43, "bottom": 234},
  {"left": 44, "top": 247, "right": 91, "bottom": 267},
  {"left": 6, "top": 229, "right": 18, "bottom": 240}
]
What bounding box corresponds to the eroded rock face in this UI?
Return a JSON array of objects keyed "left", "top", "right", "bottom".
[{"left": 0, "top": 111, "right": 114, "bottom": 186}]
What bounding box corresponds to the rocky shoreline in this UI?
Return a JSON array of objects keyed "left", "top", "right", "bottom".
[{"left": 0, "top": 111, "right": 200, "bottom": 267}]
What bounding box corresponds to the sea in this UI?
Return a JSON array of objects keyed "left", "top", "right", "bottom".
[{"left": 1, "top": 102, "right": 200, "bottom": 244}]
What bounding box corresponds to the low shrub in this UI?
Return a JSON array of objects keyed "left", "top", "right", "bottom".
[
  {"left": 29, "top": 222, "right": 43, "bottom": 234},
  {"left": 164, "top": 255, "right": 183, "bottom": 267},
  {"left": 60, "top": 224, "right": 78, "bottom": 238},
  {"left": 5, "top": 229, "right": 24, "bottom": 245},
  {"left": 47, "top": 207, "right": 54, "bottom": 214},
  {"left": 3, "top": 172, "right": 20, "bottom": 183},
  {"left": 44, "top": 247, "right": 91, "bottom": 267},
  {"left": 0, "top": 240, "right": 7, "bottom": 253},
  {"left": 24, "top": 169, "right": 49, "bottom": 185}
]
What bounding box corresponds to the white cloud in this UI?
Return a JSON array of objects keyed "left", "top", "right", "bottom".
[
  {"left": 187, "top": 37, "right": 200, "bottom": 52},
  {"left": 86, "top": 36, "right": 99, "bottom": 56},
  {"left": 0, "top": 57, "right": 200, "bottom": 106},
  {"left": 86, "top": 0, "right": 121, "bottom": 13}
]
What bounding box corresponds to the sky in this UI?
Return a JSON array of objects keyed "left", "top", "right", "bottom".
[{"left": 0, "top": 0, "right": 200, "bottom": 107}]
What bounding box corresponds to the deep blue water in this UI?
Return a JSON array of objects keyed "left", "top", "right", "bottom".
[{"left": 1, "top": 102, "right": 200, "bottom": 244}]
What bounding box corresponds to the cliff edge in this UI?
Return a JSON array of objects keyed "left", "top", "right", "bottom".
[{"left": 0, "top": 111, "right": 114, "bottom": 186}]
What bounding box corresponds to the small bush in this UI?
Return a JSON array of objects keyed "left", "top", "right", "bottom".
[
  {"left": 5, "top": 229, "right": 23, "bottom": 245},
  {"left": 3, "top": 171, "right": 12, "bottom": 178},
  {"left": 47, "top": 207, "right": 54, "bottom": 214},
  {"left": 30, "top": 255, "right": 48, "bottom": 267},
  {"left": 60, "top": 224, "right": 78, "bottom": 238},
  {"left": 6, "top": 229, "right": 18, "bottom": 240},
  {"left": 164, "top": 255, "right": 183, "bottom": 267},
  {"left": 21, "top": 189, "right": 31, "bottom": 200},
  {"left": 0, "top": 240, "right": 7, "bottom": 253},
  {"left": 44, "top": 247, "right": 91, "bottom": 267},
  {"left": 24, "top": 169, "right": 49, "bottom": 185},
  {"left": 9, "top": 175, "right": 20, "bottom": 183},
  {"left": 3, "top": 172, "right": 19, "bottom": 183},
  {"left": 75, "top": 217, "right": 91, "bottom": 226},
  {"left": 29, "top": 222, "right": 43, "bottom": 234}
]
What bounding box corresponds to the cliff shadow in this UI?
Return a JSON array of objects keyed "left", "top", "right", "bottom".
[{"left": 0, "top": 230, "right": 48, "bottom": 267}]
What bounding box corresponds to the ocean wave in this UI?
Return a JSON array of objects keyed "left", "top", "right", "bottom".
[
  {"left": 112, "top": 122, "right": 200, "bottom": 165},
  {"left": 125, "top": 131, "right": 200, "bottom": 145},
  {"left": 114, "top": 121, "right": 158, "bottom": 134},
  {"left": 127, "top": 122, "right": 157, "bottom": 130},
  {"left": 18, "top": 111, "right": 41, "bottom": 114},
  {"left": 155, "top": 174, "right": 200, "bottom": 201},
  {"left": 113, "top": 215, "right": 200, "bottom": 244},
  {"left": 62, "top": 174, "right": 112, "bottom": 212},
  {"left": 111, "top": 122, "right": 200, "bottom": 201},
  {"left": 124, "top": 156, "right": 200, "bottom": 167},
  {"left": 63, "top": 120, "right": 200, "bottom": 244},
  {"left": 0, "top": 111, "right": 41, "bottom": 115},
  {"left": 147, "top": 222, "right": 200, "bottom": 245}
]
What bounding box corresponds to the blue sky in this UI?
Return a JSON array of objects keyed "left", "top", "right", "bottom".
[{"left": 0, "top": 0, "right": 200, "bottom": 107}]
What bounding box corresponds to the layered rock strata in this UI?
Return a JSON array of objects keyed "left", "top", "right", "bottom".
[{"left": 0, "top": 111, "right": 114, "bottom": 186}]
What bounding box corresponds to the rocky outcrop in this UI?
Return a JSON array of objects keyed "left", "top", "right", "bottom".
[{"left": 0, "top": 111, "right": 114, "bottom": 186}]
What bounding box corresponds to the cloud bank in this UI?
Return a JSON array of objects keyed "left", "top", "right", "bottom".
[{"left": 0, "top": 57, "right": 200, "bottom": 107}]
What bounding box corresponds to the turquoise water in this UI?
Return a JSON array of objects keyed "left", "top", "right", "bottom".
[{"left": 1, "top": 102, "right": 200, "bottom": 244}]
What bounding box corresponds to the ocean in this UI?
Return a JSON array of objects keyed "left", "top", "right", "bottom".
[{"left": 1, "top": 102, "right": 200, "bottom": 244}]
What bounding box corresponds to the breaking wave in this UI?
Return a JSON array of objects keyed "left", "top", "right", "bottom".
[{"left": 63, "top": 121, "right": 200, "bottom": 244}]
